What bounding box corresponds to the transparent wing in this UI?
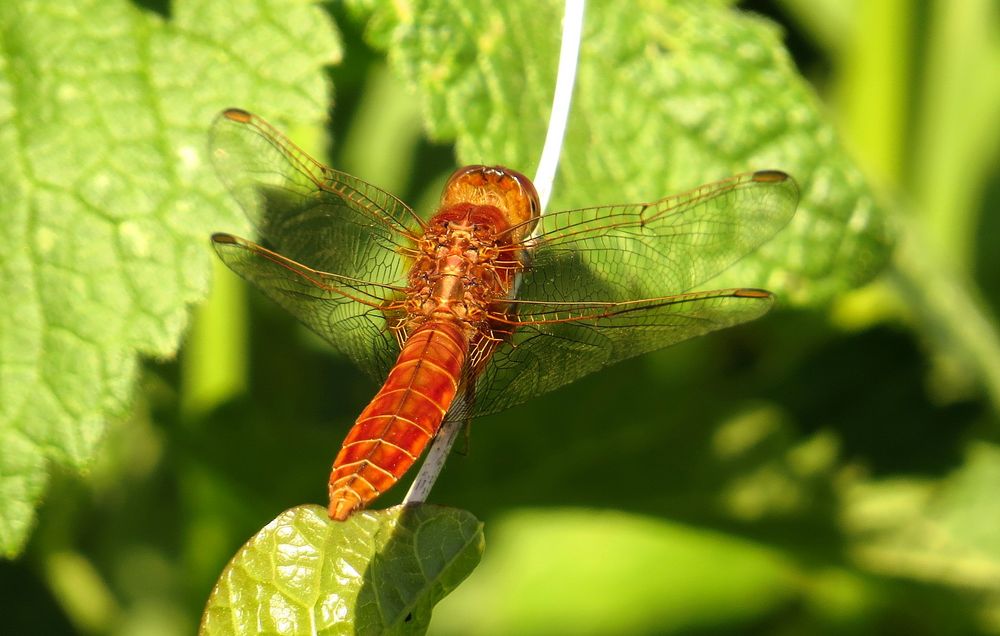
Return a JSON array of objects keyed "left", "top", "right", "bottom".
[
  {"left": 458, "top": 289, "right": 773, "bottom": 418},
  {"left": 212, "top": 233, "right": 404, "bottom": 382},
  {"left": 522, "top": 171, "right": 798, "bottom": 301},
  {"left": 209, "top": 109, "right": 423, "bottom": 288}
]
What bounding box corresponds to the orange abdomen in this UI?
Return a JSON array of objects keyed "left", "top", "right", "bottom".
[{"left": 328, "top": 320, "right": 468, "bottom": 520}]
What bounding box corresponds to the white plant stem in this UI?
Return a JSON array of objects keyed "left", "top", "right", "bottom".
[
  {"left": 403, "top": 1, "right": 585, "bottom": 506},
  {"left": 533, "top": 0, "right": 585, "bottom": 215}
]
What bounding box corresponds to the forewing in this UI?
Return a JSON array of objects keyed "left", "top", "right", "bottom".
[
  {"left": 463, "top": 289, "right": 773, "bottom": 418},
  {"left": 212, "top": 234, "right": 402, "bottom": 382},
  {"left": 210, "top": 109, "right": 422, "bottom": 288},
  {"left": 523, "top": 171, "right": 798, "bottom": 302}
]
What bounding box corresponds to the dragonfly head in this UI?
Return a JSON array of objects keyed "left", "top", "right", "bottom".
[{"left": 441, "top": 165, "right": 540, "bottom": 242}]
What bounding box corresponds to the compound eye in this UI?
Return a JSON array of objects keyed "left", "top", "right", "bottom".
[{"left": 505, "top": 168, "right": 541, "bottom": 219}]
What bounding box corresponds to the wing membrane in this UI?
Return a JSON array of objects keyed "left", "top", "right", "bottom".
[
  {"left": 522, "top": 171, "right": 798, "bottom": 302},
  {"left": 210, "top": 109, "right": 421, "bottom": 288},
  {"left": 462, "top": 289, "right": 773, "bottom": 418},
  {"left": 212, "top": 233, "right": 403, "bottom": 381}
]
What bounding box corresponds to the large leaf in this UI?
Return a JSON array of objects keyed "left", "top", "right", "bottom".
[
  {"left": 430, "top": 509, "right": 798, "bottom": 634},
  {"left": 349, "top": 0, "right": 892, "bottom": 304},
  {"left": 201, "top": 504, "right": 484, "bottom": 635},
  {"left": 0, "top": 0, "right": 340, "bottom": 556}
]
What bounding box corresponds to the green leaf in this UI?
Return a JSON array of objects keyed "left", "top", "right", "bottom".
[
  {"left": 350, "top": 0, "right": 893, "bottom": 304},
  {"left": 0, "top": 0, "right": 340, "bottom": 556},
  {"left": 430, "top": 509, "right": 798, "bottom": 634},
  {"left": 200, "top": 504, "right": 484, "bottom": 635},
  {"left": 844, "top": 442, "right": 1000, "bottom": 591}
]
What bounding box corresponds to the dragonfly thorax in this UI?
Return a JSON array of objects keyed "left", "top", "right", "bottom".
[{"left": 403, "top": 204, "right": 528, "bottom": 337}]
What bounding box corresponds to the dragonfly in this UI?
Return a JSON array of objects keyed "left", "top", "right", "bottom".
[{"left": 209, "top": 108, "right": 798, "bottom": 520}]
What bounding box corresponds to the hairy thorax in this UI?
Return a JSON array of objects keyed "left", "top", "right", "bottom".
[{"left": 399, "top": 203, "right": 521, "bottom": 341}]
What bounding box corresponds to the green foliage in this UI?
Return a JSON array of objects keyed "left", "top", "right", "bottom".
[
  {"left": 0, "top": 0, "right": 999, "bottom": 634},
  {"left": 352, "top": 0, "right": 893, "bottom": 303},
  {"left": 201, "top": 505, "right": 483, "bottom": 635},
  {"left": 0, "top": 0, "right": 339, "bottom": 556},
  {"left": 432, "top": 509, "right": 799, "bottom": 634}
]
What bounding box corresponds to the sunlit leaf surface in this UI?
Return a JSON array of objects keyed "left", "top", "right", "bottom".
[
  {"left": 201, "top": 505, "right": 483, "bottom": 635},
  {"left": 350, "top": 0, "right": 893, "bottom": 303},
  {"left": 0, "top": 0, "right": 340, "bottom": 556}
]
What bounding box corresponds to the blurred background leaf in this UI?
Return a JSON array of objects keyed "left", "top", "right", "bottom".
[{"left": 1, "top": 0, "right": 999, "bottom": 634}]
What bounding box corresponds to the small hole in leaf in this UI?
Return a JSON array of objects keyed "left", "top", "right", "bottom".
[{"left": 405, "top": 613, "right": 413, "bottom": 622}]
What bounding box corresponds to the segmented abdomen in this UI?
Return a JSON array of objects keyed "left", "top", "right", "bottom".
[{"left": 328, "top": 320, "right": 468, "bottom": 520}]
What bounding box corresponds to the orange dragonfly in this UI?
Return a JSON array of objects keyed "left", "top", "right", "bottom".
[{"left": 210, "top": 108, "right": 798, "bottom": 520}]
